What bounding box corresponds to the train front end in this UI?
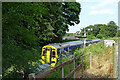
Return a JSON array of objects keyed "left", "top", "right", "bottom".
[{"left": 41, "top": 46, "right": 57, "bottom": 67}]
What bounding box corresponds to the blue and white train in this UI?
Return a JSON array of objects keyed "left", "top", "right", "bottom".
[{"left": 41, "top": 39, "right": 102, "bottom": 67}]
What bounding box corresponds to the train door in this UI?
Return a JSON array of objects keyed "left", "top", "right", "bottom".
[
  {"left": 41, "top": 47, "right": 52, "bottom": 64},
  {"left": 51, "top": 49, "right": 57, "bottom": 67},
  {"left": 46, "top": 48, "right": 51, "bottom": 63}
]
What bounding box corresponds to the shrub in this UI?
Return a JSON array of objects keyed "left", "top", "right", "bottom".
[
  {"left": 96, "top": 34, "right": 103, "bottom": 39},
  {"left": 117, "top": 30, "right": 120, "bottom": 37},
  {"left": 87, "top": 35, "right": 96, "bottom": 39}
]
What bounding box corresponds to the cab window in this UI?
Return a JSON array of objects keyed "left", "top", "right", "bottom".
[
  {"left": 52, "top": 51, "right": 55, "bottom": 57},
  {"left": 43, "top": 50, "right": 46, "bottom": 56}
]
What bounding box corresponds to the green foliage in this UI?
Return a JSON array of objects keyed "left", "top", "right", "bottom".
[
  {"left": 96, "top": 34, "right": 103, "bottom": 39},
  {"left": 2, "top": 2, "right": 81, "bottom": 78},
  {"left": 3, "top": 2, "right": 42, "bottom": 78},
  {"left": 74, "top": 41, "right": 113, "bottom": 70},
  {"left": 107, "top": 21, "right": 118, "bottom": 37},
  {"left": 87, "top": 34, "right": 96, "bottom": 39},
  {"left": 64, "top": 33, "right": 75, "bottom": 37},
  {"left": 117, "top": 30, "right": 120, "bottom": 37},
  {"left": 98, "top": 24, "right": 108, "bottom": 37},
  {"left": 52, "top": 2, "right": 81, "bottom": 42},
  {"left": 79, "top": 21, "right": 118, "bottom": 39}
]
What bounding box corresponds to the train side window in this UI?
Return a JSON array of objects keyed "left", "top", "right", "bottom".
[
  {"left": 67, "top": 48, "right": 70, "bottom": 53},
  {"left": 69, "top": 49, "right": 72, "bottom": 52},
  {"left": 63, "top": 48, "right": 69, "bottom": 54},
  {"left": 64, "top": 50, "right": 67, "bottom": 55},
  {"left": 58, "top": 51, "right": 61, "bottom": 58}
]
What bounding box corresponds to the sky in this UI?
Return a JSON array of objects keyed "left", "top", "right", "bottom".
[{"left": 67, "top": 0, "right": 120, "bottom": 33}]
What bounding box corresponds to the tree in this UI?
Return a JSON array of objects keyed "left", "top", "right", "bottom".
[
  {"left": 82, "top": 21, "right": 118, "bottom": 39},
  {"left": 2, "top": 2, "right": 42, "bottom": 78},
  {"left": 107, "top": 21, "right": 118, "bottom": 37},
  {"left": 52, "top": 2, "right": 81, "bottom": 42},
  {"left": 99, "top": 24, "right": 108, "bottom": 38},
  {"left": 2, "top": 2, "right": 81, "bottom": 78}
]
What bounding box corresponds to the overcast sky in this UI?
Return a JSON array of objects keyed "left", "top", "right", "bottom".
[{"left": 67, "top": 0, "right": 119, "bottom": 33}]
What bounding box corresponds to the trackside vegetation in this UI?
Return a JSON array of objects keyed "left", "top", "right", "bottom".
[{"left": 44, "top": 40, "right": 116, "bottom": 78}]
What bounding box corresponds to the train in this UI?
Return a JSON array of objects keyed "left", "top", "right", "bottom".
[{"left": 41, "top": 39, "right": 102, "bottom": 67}]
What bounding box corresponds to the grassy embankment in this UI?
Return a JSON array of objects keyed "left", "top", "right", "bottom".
[
  {"left": 75, "top": 37, "right": 117, "bottom": 78},
  {"left": 75, "top": 41, "right": 116, "bottom": 78}
]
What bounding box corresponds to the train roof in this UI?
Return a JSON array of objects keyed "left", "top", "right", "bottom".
[
  {"left": 45, "top": 39, "right": 101, "bottom": 49},
  {"left": 46, "top": 40, "right": 83, "bottom": 49},
  {"left": 91, "top": 39, "right": 101, "bottom": 42}
]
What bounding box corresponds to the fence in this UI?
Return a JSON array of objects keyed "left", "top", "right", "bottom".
[
  {"left": 29, "top": 51, "right": 93, "bottom": 80},
  {"left": 29, "top": 53, "right": 84, "bottom": 80}
]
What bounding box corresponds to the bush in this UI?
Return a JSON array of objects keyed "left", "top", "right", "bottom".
[
  {"left": 87, "top": 35, "right": 96, "bottom": 39},
  {"left": 117, "top": 30, "right": 120, "bottom": 37},
  {"left": 96, "top": 34, "right": 103, "bottom": 39}
]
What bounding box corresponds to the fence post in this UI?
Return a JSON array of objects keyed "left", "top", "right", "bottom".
[
  {"left": 59, "top": 44, "right": 64, "bottom": 79},
  {"left": 60, "top": 60, "right": 64, "bottom": 79},
  {"left": 81, "top": 53, "right": 83, "bottom": 77},
  {"left": 90, "top": 52, "right": 92, "bottom": 69},
  {"left": 29, "top": 73, "right": 35, "bottom": 80},
  {"left": 73, "top": 55, "right": 75, "bottom": 79},
  {"left": 84, "top": 28, "right": 86, "bottom": 48}
]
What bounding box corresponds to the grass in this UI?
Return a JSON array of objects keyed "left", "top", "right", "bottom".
[
  {"left": 75, "top": 41, "right": 116, "bottom": 78},
  {"left": 44, "top": 42, "right": 102, "bottom": 78}
]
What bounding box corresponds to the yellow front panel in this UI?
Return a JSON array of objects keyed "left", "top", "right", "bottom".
[
  {"left": 46, "top": 49, "right": 50, "bottom": 63},
  {"left": 41, "top": 56, "right": 45, "bottom": 64},
  {"left": 51, "top": 57, "right": 57, "bottom": 67},
  {"left": 41, "top": 46, "right": 57, "bottom": 67}
]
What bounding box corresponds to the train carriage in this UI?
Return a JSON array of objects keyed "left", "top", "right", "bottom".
[
  {"left": 41, "top": 39, "right": 101, "bottom": 67},
  {"left": 41, "top": 40, "right": 83, "bottom": 67}
]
